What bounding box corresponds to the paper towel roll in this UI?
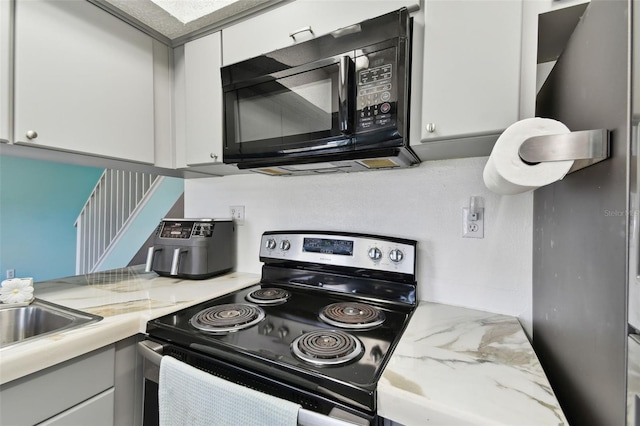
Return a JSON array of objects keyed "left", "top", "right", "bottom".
[{"left": 483, "top": 118, "right": 573, "bottom": 195}]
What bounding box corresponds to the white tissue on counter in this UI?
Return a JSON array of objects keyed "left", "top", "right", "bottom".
[{"left": 0, "top": 278, "right": 34, "bottom": 304}]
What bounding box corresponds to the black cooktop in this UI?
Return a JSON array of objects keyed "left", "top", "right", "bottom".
[
  {"left": 146, "top": 230, "right": 418, "bottom": 413},
  {"left": 148, "top": 282, "right": 412, "bottom": 379},
  {"left": 147, "top": 282, "right": 413, "bottom": 411}
]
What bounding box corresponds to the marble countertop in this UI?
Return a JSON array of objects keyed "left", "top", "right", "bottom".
[
  {"left": 0, "top": 267, "right": 567, "bottom": 425},
  {"left": 379, "top": 302, "right": 567, "bottom": 425},
  {"left": 0, "top": 266, "right": 260, "bottom": 384}
]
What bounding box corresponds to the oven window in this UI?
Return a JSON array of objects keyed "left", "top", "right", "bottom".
[{"left": 230, "top": 65, "right": 339, "bottom": 145}]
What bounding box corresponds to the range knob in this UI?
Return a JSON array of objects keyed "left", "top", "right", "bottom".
[
  {"left": 265, "top": 238, "right": 277, "bottom": 250},
  {"left": 389, "top": 249, "right": 404, "bottom": 263},
  {"left": 368, "top": 247, "right": 382, "bottom": 261},
  {"left": 279, "top": 240, "right": 291, "bottom": 251}
]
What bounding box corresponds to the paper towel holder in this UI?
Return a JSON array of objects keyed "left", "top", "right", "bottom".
[{"left": 518, "top": 129, "right": 610, "bottom": 173}]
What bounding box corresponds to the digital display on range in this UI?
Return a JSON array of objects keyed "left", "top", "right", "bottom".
[
  {"left": 303, "top": 238, "right": 354, "bottom": 256},
  {"left": 160, "top": 221, "right": 194, "bottom": 239}
]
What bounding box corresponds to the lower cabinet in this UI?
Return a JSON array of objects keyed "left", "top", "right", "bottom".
[
  {"left": 39, "top": 389, "right": 115, "bottom": 426},
  {"left": 0, "top": 345, "right": 115, "bottom": 425},
  {"left": 0, "top": 336, "right": 144, "bottom": 426}
]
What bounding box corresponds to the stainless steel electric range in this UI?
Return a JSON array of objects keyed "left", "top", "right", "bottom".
[{"left": 139, "top": 231, "right": 417, "bottom": 425}]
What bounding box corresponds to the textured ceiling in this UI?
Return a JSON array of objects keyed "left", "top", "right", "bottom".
[
  {"left": 100, "top": 0, "right": 278, "bottom": 42},
  {"left": 149, "top": 0, "right": 239, "bottom": 23}
]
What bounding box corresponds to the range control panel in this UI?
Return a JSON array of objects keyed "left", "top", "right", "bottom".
[{"left": 259, "top": 232, "right": 416, "bottom": 276}]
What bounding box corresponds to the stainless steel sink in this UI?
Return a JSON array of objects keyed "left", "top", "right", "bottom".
[{"left": 0, "top": 299, "right": 102, "bottom": 349}]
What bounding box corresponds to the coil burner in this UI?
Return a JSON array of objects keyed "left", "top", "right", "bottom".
[
  {"left": 190, "top": 303, "right": 265, "bottom": 334},
  {"left": 291, "top": 330, "right": 363, "bottom": 366},
  {"left": 245, "top": 287, "right": 291, "bottom": 305},
  {"left": 319, "top": 302, "right": 385, "bottom": 329}
]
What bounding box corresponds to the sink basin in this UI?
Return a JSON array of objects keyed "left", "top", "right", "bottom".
[{"left": 0, "top": 299, "right": 102, "bottom": 349}]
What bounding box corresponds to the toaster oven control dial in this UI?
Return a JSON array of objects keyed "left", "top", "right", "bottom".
[
  {"left": 389, "top": 249, "right": 404, "bottom": 263},
  {"left": 265, "top": 238, "right": 277, "bottom": 250},
  {"left": 368, "top": 247, "right": 382, "bottom": 261},
  {"left": 279, "top": 240, "right": 291, "bottom": 251}
]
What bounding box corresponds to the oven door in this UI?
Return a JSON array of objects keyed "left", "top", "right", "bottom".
[
  {"left": 222, "top": 56, "right": 354, "bottom": 166},
  {"left": 138, "top": 340, "right": 373, "bottom": 426}
]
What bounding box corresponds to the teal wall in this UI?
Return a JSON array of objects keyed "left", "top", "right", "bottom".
[{"left": 0, "top": 156, "right": 104, "bottom": 282}]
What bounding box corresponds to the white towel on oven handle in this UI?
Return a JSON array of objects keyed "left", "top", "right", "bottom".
[{"left": 159, "top": 355, "right": 300, "bottom": 426}]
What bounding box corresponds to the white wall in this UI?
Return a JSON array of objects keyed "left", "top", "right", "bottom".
[{"left": 184, "top": 156, "right": 534, "bottom": 335}]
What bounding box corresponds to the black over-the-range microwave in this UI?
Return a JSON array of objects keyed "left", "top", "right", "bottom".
[{"left": 220, "top": 8, "right": 420, "bottom": 176}]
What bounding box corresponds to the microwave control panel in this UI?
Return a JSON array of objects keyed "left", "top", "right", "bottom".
[{"left": 355, "top": 47, "right": 397, "bottom": 132}]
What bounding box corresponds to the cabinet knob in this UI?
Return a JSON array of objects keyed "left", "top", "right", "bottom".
[
  {"left": 425, "top": 123, "right": 436, "bottom": 133},
  {"left": 210, "top": 153, "right": 218, "bottom": 161},
  {"left": 25, "top": 130, "right": 38, "bottom": 140}
]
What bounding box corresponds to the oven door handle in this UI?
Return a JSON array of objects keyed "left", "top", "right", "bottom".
[
  {"left": 298, "top": 409, "right": 363, "bottom": 426},
  {"left": 138, "top": 340, "right": 164, "bottom": 383},
  {"left": 137, "top": 341, "right": 363, "bottom": 426}
]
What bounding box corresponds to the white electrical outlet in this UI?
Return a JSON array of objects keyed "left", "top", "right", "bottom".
[
  {"left": 6, "top": 269, "right": 15, "bottom": 279},
  {"left": 230, "top": 205, "right": 245, "bottom": 225},
  {"left": 462, "top": 207, "right": 484, "bottom": 238}
]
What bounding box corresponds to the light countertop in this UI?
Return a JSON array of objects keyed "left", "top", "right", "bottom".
[
  {"left": 0, "top": 267, "right": 567, "bottom": 425},
  {"left": 0, "top": 267, "right": 260, "bottom": 385},
  {"left": 379, "top": 302, "right": 567, "bottom": 425}
]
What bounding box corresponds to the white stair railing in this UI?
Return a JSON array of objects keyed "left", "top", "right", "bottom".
[{"left": 75, "top": 169, "right": 161, "bottom": 275}]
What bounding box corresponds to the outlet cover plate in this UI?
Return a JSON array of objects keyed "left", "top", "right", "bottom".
[
  {"left": 462, "top": 207, "right": 484, "bottom": 238},
  {"left": 230, "top": 205, "right": 245, "bottom": 225}
]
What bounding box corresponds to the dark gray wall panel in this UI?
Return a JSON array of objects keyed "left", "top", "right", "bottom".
[{"left": 534, "top": 1, "right": 630, "bottom": 425}]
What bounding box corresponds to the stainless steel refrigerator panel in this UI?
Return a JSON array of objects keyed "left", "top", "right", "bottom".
[
  {"left": 630, "top": 0, "right": 640, "bottom": 333},
  {"left": 629, "top": 335, "right": 640, "bottom": 426}
]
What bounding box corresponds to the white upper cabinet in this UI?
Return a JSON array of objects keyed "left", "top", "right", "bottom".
[
  {"left": 0, "top": 0, "right": 11, "bottom": 143},
  {"left": 13, "top": 0, "right": 155, "bottom": 163},
  {"left": 184, "top": 32, "right": 224, "bottom": 166},
  {"left": 152, "top": 40, "right": 174, "bottom": 169},
  {"left": 175, "top": 31, "right": 247, "bottom": 175},
  {"left": 419, "top": 0, "right": 522, "bottom": 142},
  {"left": 221, "top": 0, "right": 419, "bottom": 66}
]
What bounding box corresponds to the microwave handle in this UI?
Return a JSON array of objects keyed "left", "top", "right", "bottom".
[{"left": 338, "top": 56, "right": 354, "bottom": 135}]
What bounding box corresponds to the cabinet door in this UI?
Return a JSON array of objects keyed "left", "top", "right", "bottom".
[
  {"left": 0, "top": 0, "right": 11, "bottom": 143},
  {"left": 0, "top": 345, "right": 115, "bottom": 426},
  {"left": 39, "top": 388, "right": 115, "bottom": 426},
  {"left": 14, "top": 0, "right": 155, "bottom": 163},
  {"left": 185, "top": 31, "right": 223, "bottom": 166},
  {"left": 420, "top": 0, "right": 522, "bottom": 141},
  {"left": 222, "top": 0, "right": 419, "bottom": 66}
]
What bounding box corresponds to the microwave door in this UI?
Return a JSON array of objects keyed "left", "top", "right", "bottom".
[{"left": 224, "top": 58, "right": 354, "bottom": 162}]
